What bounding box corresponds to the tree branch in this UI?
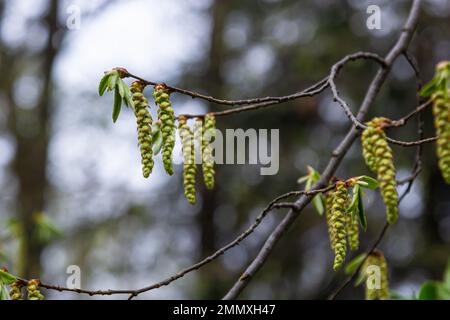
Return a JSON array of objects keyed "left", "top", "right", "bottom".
[{"left": 223, "top": 0, "right": 422, "bottom": 300}]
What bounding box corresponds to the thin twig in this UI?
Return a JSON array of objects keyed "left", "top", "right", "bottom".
[{"left": 20, "top": 186, "right": 333, "bottom": 298}]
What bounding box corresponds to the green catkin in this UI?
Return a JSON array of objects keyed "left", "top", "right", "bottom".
[
  {"left": 330, "top": 181, "right": 348, "bottom": 271},
  {"left": 346, "top": 213, "right": 359, "bottom": 251},
  {"left": 361, "top": 125, "right": 379, "bottom": 172},
  {"left": 325, "top": 191, "right": 336, "bottom": 250},
  {"left": 431, "top": 89, "right": 450, "bottom": 184},
  {"left": 178, "top": 116, "right": 196, "bottom": 204},
  {"left": 131, "top": 81, "right": 154, "bottom": 178},
  {"left": 153, "top": 84, "right": 175, "bottom": 175},
  {"left": 361, "top": 118, "right": 399, "bottom": 224},
  {"left": 362, "top": 251, "right": 389, "bottom": 300},
  {"left": 27, "top": 279, "right": 44, "bottom": 300},
  {"left": 9, "top": 281, "right": 23, "bottom": 300},
  {"left": 202, "top": 113, "right": 216, "bottom": 190}
]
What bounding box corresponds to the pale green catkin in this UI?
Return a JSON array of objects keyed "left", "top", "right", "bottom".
[
  {"left": 131, "top": 81, "right": 154, "bottom": 178},
  {"left": 9, "top": 281, "right": 23, "bottom": 300},
  {"left": 432, "top": 90, "right": 450, "bottom": 184},
  {"left": 325, "top": 191, "right": 336, "bottom": 250},
  {"left": 27, "top": 279, "right": 44, "bottom": 300},
  {"left": 331, "top": 181, "right": 348, "bottom": 271},
  {"left": 202, "top": 113, "right": 216, "bottom": 190},
  {"left": 153, "top": 84, "right": 175, "bottom": 175},
  {"left": 194, "top": 117, "right": 203, "bottom": 160},
  {"left": 362, "top": 251, "right": 390, "bottom": 300},
  {"left": 346, "top": 213, "right": 359, "bottom": 251},
  {"left": 178, "top": 116, "right": 196, "bottom": 205},
  {"left": 361, "top": 118, "right": 399, "bottom": 224}
]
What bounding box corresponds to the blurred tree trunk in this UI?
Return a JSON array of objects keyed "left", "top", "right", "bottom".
[
  {"left": 2, "top": 0, "right": 60, "bottom": 278},
  {"left": 196, "top": 0, "right": 230, "bottom": 298}
]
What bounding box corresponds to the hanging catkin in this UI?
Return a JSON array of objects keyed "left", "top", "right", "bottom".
[
  {"left": 202, "top": 113, "right": 216, "bottom": 190},
  {"left": 325, "top": 191, "right": 336, "bottom": 250},
  {"left": 431, "top": 89, "right": 450, "bottom": 184},
  {"left": 362, "top": 251, "right": 389, "bottom": 300},
  {"left": 9, "top": 281, "right": 23, "bottom": 300},
  {"left": 361, "top": 118, "right": 399, "bottom": 224},
  {"left": 178, "top": 116, "right": 197, "bottom": 204},
  {"left": 27, "top": 279, "right": 44, "bottom": 300},
  {"left": 330, "top": 181, "right": 348, "bottom": 271},
  {"left": 130, "top": 81, "right": 154, "bottom": 178},
  {"left": 153, "top": 84, "right": 175, "bottom": 175}
]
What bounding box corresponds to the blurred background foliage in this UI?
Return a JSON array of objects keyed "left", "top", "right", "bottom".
[{"left": 0, "top": 0, "right": 449, "bottom": 299}]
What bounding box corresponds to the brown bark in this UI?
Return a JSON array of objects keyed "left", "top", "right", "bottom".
[{"left": 5, "top": 0, "right": 60, "bottom": 278}]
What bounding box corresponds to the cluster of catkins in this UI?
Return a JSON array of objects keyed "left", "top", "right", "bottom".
[
  {"left": 127, "top": 81, "right": 217, "bottom": 204},
  {"left": 431, "top": 63, "right": 450, "bottom": 184},
  {"left": 10, "top": 279, "right": 44, "bottom": 300},
  {"left": 361, "top": 117, "right": 398, "bottom": 224},
  {"left": 177, "top": 114, "right": 217, "bottom": 204},
  {"left": 326, "top": 181, "right": 360, "bottom": 271},
  {"left": 362, "top": 251, "right": 389, "bottom": 300}
]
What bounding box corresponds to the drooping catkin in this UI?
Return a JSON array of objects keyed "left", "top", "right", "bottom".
[
  {"left": 202, "top": 113, "right": 216, "bottom": 190},
  {"left": 346, "top": 214, "right": 359, "bottom": 251},
  {"left": 130, "top": 81, "right": 154, "bottom": 178},
  {"left": 361, "top": 118, "right": 399, "bottom": 224},
  {"left": 362, "top": 251, "right": 389, "bottom": 300},
  {"left": 9, "top": 281, "right": 23, "bottom": 300},
  {"left": 153, "top": 84, "right": 175, "bottom": 175},
  {"left": 431, "top": 90, "right": 450, "bottom": 184},
  {"left": 330, "top": 181, "right": 348, "bottom": 271},
  {"left": 325, "top": 191, "right": 336, "bottom": 250},
  {"left": 178, "top": 116, "right": 196, "bottom": 204},
  {"left": 27, "top": 279, "right": 44, "bottom": 300}
]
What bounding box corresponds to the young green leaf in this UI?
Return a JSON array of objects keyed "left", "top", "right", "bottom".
[
  {"left": 98, "top": 74, "right": 111, "bottom": 96},
  {"left": 123, "top": 84, "right": 134, "bottom": 110},
  {"left": 108, "top": 73, "right": 118, "bottom": 91},
  {"left": 152, "top": 130, "right": 163, "bottom": 155},
  {"left": 312, "top": 194, "right": 325, "bottom": 216},
  {"left": 354, "top": 267, "right": 367, "bottom": 287},
  {"left": 345, "top": 254, "right": 366, "bottom": 275},
  {"left": 419, "top": 79, "right": 438, "bottom": 98},
  {"left": 112, "top": 87, "right": 122, "bottom": 123},
  {"left": 356, "top": 175, "right": 378, "bottom": 190},
  {"left": 0, "top": 284, "right": 9, "bottom": 300},
  {"left": 309, "top": 167, "right": 321, "bottom": 183},
  {"left": 346, "top": 185, "right": 359, "bottom": 215},
  {"left": 357, "top": 186, "right": 367, "bottom": 230},
  {"left": 0, "top": 270, "right": 16, "bottom": 285},
  {"left": 297, "top": 175, "right": 309, "bottom": 184},
  {"left": 117, "top": 78, "right": 125, "bottom": 98}
]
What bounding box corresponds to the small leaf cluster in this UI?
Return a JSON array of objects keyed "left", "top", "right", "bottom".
[
  {"left": 99, "top": 68, "right": 134, "bottom": 123},
  {"left": 298, "top": 166, "right": 324, "bottom": 216},
  {"left": 0, "top": 268, "right": 16, "bottom": 300}
]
